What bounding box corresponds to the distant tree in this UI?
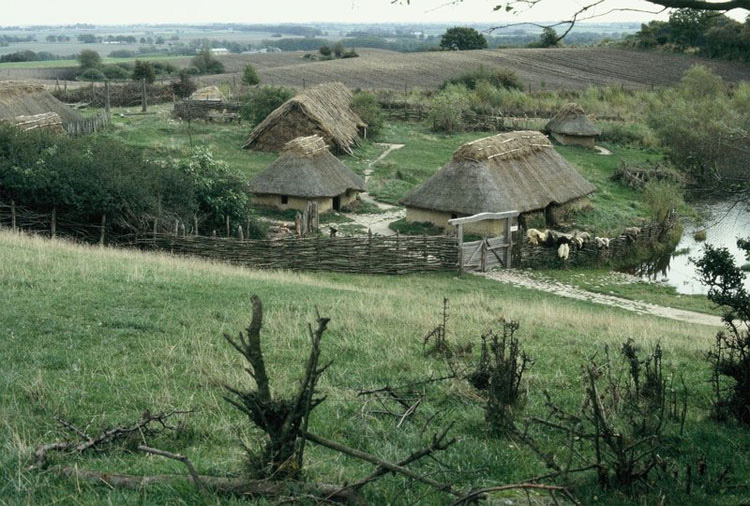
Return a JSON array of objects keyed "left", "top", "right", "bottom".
[
  {"left": 45, "top": 35, "right": 57, "bottom": 43},
  {"left": 132, "top": 60, "right": 156, "bottom": 84},
  {"left": 77, "top": 49, "right": 101, "bottom": 70},
  {"left": 539, "top": 27, "right": 561, "bottom": 47},
  {"left": 351, "top": 91, "right": 384, "bottom": 137},
  {"left": 78, "top": 68, "right": 107, "bottom": 82},
  {"left": 439, "top": 27, "right": 488, "bottom": 50},
  {"left": 318, "top": 45, "right": 332, "bottom": 57},
  {"left": 333, "top": 41, "right": 345, "bottom": 57},
  {"left": 191, "top": 49, "right": 225, "bottom": 74},
  {"left": 77, "top": 33, "right": 98, "bottom": 44},
  {"left": 242, "top": 63, "right": 260, "bottom": 86},
  {"left": 101, "top": 64, "right": 131, "bottom": 80},
  {"left": 240, "top": 86, "right": 295, "bottom": 125}
]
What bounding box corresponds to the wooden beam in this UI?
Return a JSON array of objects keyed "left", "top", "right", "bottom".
[{"left": 448, "top": 211, "right": 519, "bottom": 226}]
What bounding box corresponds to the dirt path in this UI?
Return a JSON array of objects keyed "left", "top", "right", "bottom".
[
  {"left": 479, "top": 270, "right": 724, "bottom": 328},
  {"left": 344, "top": 143, "right": 406, "bottom": 235}
]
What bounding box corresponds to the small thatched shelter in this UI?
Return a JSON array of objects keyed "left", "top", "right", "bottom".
[
  {"left": 544, "top": 103, "right": 601, "bottom": 149},
  {"left": 242, "top": 82, "right": 366, "bottom": 155},
  {"left": 250, "top": 135, "right": 366, "bottom": 212},
  {"left": 0, "top": 81, "right": 83, "bottom": 126},
  {"left": 190, "top": 86, "right": 226, "bottom": 102},
  {"left": 400, "top": 131, "right": 596, "bottom": 235}
]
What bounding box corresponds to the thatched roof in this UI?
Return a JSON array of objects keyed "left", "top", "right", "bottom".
[
  {"left": 190, "top": 86, "right": 226, "bottom": 102},
  {"left": 250, "top": 135, "right": 366, "bottom": 198},
  {"left": 0, "top": 81, "right": 83, "bottom": 125},
  {"left": 400, "top": 131, "right": 595, "bottom": 216},
  {"left": 545, "top": 103, "right": 600, "bottom": 137},
  {"left": 7, "top": 112, "right": 64, "bottom": 133},
  {"left": 242, "top": 82, "right": 366, "bottom": 155}
]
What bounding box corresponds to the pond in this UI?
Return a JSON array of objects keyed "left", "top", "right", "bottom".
[{"left": 626, "top": 200, "right": 750, "bottom": 295}]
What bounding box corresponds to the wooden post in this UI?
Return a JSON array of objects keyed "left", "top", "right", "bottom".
[
  {"left": 174, "top": 219, "right": 179, "bottom": 236},
  {"left": 457, "top": 223, "right": 464, "bottom": 275},
  {"left": 368, "top": 228, "right": 373, "bottom": 271},
  {"left": 179, "top": 222, "right": 186, "bottom": 237},
  {"left": 11, "top": 200, "right": 16, "bottom": 231},
  {"left": 50, "top": 207, "right": 56, "bottom": 238},
  {"left": 99, "top": 214, "right": 106, "bottom": 245},
  {"left": 140, "top": 78, "right": 147, "bottom": 112},
  {"left": 225, "top": 215, "right": 230, "bottom": 237},
  {"left": 153, "top": 218, "right": 158, "bottom": 238},
  {"left": 505, "top": 216, "right": 513, "bottom": 269},
  {"left": 237, "top": 224, "right": 244, "bottom": 241},
  {"left": 104, "top": 80, "right": 111, "bottom": 115},
  {"left": 193, "top": 215, "right": 199, "bottom": 236}
]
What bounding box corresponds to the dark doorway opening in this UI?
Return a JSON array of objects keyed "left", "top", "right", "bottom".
[{"left": 333, "top": 196, "right": 341, "bottom": 211}]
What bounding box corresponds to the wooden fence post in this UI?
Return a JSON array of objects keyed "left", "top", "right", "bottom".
[
  {"left": 153, "top": 218, "right": 158, "bottom": 238},
  {"left": 11, "top": 200, "right": 16, "bottom": 231},
  {"left": 174, "top": 219, "right": 179, "bottom": 236},
  {"left": 368, "top": 229, "right": 373, "bottom": 271},
  {"left": 179, "top": 222, "right": 186, "bottom": 237},
  {"left": 141, "top": 78, "right": 147, "bottom": 112},
  {"left": 104, "top": 80, "right": 111, "bottom": 115},
  {"left": 193, "top": 215, "right": 199, "bottom": 236},
  {"left": 100, "top": 214, "right": 106, "bottom": 245},
  {"left": 50, "top": 207, "right": 56, "bottom": 238},
  {"left": 237, "top": 224, "right": 244, "bottom": 241},
  {"left": 225, "top": 215, "right": 230, "bottom": 237},
  {"left": 457, "top": 223, "right": 464, "bottom": 275}
]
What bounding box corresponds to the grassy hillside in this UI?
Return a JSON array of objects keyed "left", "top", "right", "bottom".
[{"left": 1, "top": 231, "right": 747, "bottom": 505}]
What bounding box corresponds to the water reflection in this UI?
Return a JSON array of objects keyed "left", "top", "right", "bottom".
[{"left": 626, "top": 200, "right": 750, "bottom": 295}]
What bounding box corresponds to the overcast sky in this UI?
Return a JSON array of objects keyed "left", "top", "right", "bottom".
[{"left": 4, "top": 0, "right": 746, "bottom": 26}]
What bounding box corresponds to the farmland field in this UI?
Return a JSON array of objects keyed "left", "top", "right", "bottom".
[{"left": 3, "top": 47, "right": 749, "bottom": 91}]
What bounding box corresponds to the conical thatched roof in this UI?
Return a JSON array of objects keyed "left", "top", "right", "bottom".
[
  {"left": 242, "top": 82, "right": 366, "bottom": 155},
  {"left": 250, "top": 135, "right": 366, "bottom": 198},
  {"left": 400, "top": 131, "right": 595, "bottom": 216},
  {"left": 0, "top": 81, "right": 83, "bottom": 125},
  {"left": 190, "top": 85, "right": 226, "bottom": 102},
  {"left": 545, "top": 103, "right": 600, "bottom": 137}
]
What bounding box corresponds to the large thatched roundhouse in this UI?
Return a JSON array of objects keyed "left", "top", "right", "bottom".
[
  {"left": 0, "top": 81, "right": 83, "bottom": 128},
  {"left": 250, "top": 135, "right": 366, "bottom": 212},
  {"left": 242, "top": 82, "right": 366, "bottom": 155},
  {"left": 399, "top": 131, "right": 596, "bottom": 236},
  {"left": 544, "top": 103, "right": 601, "bottom": 149}
]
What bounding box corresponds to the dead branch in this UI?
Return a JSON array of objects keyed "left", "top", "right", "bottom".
[
  {"left": 303, "top": 430, "right": 460, "bottom": 497},
  {"left": 56, "top": 467, "right": 365, "bottom": 504},
  {"left": 451, "top": 483, "right": 577, "bottom": 506},
  {"left": 138, "top": 445, "right": 202, "bottom": 492},
  {"left": 30, "top": 409, "right": 194, "bottom": 470}
]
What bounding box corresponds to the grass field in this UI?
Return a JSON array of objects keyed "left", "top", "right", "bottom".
[{"left": 2, "top": 231, "right": 748, "bottom": 505}]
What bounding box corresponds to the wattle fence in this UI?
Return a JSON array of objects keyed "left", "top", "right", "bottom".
[
  {"left": 65, "top": 113, "right": 111, "bottom": 136},
  {"left": 133, "top": 233, "right": 458, "bottom": 275}
]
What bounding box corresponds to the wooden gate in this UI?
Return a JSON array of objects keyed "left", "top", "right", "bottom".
[{"left": 449, "top": 211, "right": 519, "bottom": 273}]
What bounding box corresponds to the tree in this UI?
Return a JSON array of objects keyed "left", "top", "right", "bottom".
[
  {"left": 132, "top": 60, "right": 156, "bottom": 84},
  {"left": 318, "top": 45, "right": 332, "bottom": 57},
  {"left": 242, "top": 64, "right": 260, "bottom": 86},
  {"left": 440, "top": 26, "right": 488, "bottom": 50},
  {"left": 239, "top": 86, "right": 295, "bottom": 125},
  {"left": 539, "top": 27, "right": 561, "bottom": 47},
  {"left": 77, "top": 49, "right": 101, "bottom": 70},
  {"left": 171, "top": 70, "right": 197, "bottom": 98},
  {"left": 191, "top": 49, "right": 225, "bottom": 75}
]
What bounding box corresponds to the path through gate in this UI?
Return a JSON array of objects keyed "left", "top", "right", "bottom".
[{"left": 449, "top": 211, "right": 519, "bottom": 273}]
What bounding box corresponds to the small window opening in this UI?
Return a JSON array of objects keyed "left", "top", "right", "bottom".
[{"left": 281, "top": 195, "right": 289, "bottom": 205}]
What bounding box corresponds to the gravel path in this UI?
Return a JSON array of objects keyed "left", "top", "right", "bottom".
[{"left": 480, "top": 270, "right": 724, "bottom": 328}]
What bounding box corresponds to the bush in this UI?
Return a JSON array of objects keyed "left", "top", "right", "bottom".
[
  {"left": 643, "top": 180, "right": 684, "bottom": 223},
  {"left": 242, "top": 64, "right": 260, "bottom": 86},
  {"left": 598, "top": 122, "right": 660, "bottom": 148},
  {"left": 78, "top": 68, "right": 106, "bottom": 82},
  {"left": 77, "top": 49, "right": 101, "bottom": 70},
  {"left": 191, "top": 49, "right": 225, "bottom": 75},
  {"left": 101, "top": 64, "right": 131, "bottom": 80},
  {"left": 442, "top": 65, "right": 523, "bottom": 91},
  {"left": 132, "top": 60, "right": 156, "bottom": 84},
  {"left": 319, "top": 45, "right": 332, "bottom": 57},
  {"left": 240, "top": 86, "right": 295, "bottom": 125},
  {"left": 171, "top": 70, "right": 197, "bottom": 98},
  {"left": 428, "top": 84, "right": 471, "bottom": 133},
  {"left": 351, "top": 91, "right": 384, "bottom": 138},
  {"left": 108, "top": 50, "right": 136, "bottom": 58}
]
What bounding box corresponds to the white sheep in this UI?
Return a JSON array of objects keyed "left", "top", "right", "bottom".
[
  {"left": 595, "top": 237, "right": 611, "bottom": 249},
  {"left": 557, "top": 243, "right": 570, "bottom": 260},
  {"left": 526, "top": 228, "right": 548, "bottom": 246},
  {"left": 624, "top": 227, "right": 641, "bottom": 242}
]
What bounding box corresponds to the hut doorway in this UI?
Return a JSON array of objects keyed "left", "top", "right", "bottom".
[
  {"left": 332, "top": 196, "right": 341, "bottom": 211},
  {"left": 449, "top": 211, "right": 519, "bottom": 274}
]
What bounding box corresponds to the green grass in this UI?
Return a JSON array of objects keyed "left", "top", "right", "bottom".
[
  {"left": 1, "top": 231, "right": 748, "bottom": 505},
  {"left": 0, "top": 54, "right": 187, "bottom": 69},
  {"left": 531, "top": 268, "right": 723, "bottom": 316}
]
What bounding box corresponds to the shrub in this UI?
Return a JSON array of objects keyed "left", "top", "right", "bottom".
[
  {"left": 428, "top": 84, "right": 471, "bottom": 133},
  {"left": 242, "top": 64, "right": 260, "bottom": 86},
  {"left": 318, "top": 45, "right": 332, "bottom": 57},
  {"left": 598, "top": 121, "right": 660, "bottom": 148},
  {"left": 108, "top": 50, "right": 136, "bottom": 58},
  {"left": 132, "top": 60, "right": 156, "bottom": 84},
  {"left": 642, "top": 180, "right": 684, "bottom": 223},
  {"left": 240, "top": 86, "right": 295, "bottom": 125},
  {"left": 442, "top": 65, "right": 523, "bottom": 91},
  {"left": 101, "top": 65, "right": 131, "bottom": 80},
  {"left": 171, "top": 70, "right": 197, "bottom": 98},
  {"left": 77, "top": 49, "right": 101, "bottom": 70},
  {"left": 351, "top": 91, "right": 384, "bottom": 138},
  {"left": 191, "top": 49, "right": 225, "bottom": 75},
  {"left": 78, "top": 68, "right": 106, "bottom": 82}
]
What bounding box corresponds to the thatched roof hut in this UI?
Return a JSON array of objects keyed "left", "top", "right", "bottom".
[
  {"left": 242, "top": 82, "right": 366, "bottom": 155},
  {"left": 7, "top": 112, "right": 64, "bottom": 133},
  {"left": 400, "top": 131, "right": 595, "bottom": 233},
  {"left": 544, "top": 103, "right": 600, "bottom": 148},
  {"left": 0, "top": 81, "right": 83, "bottom": 126},
  {"left": 250, "top": 135, "right": 366, "bottom": 212},
  {"left": 190, "top": 86, "right": 226, "bottom": 102}
]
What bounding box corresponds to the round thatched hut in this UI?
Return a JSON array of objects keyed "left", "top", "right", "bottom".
[
  {"left": 399, "top": 131, "right": 596, "bottom": 235},
  {"left": 242, "top": 82, "right": 366, "bottom": 155},
  {"left": 544, "top": 103, "right": 601, "bottom": 149},
  {"left": 250, "top": 135, "right": 366, "bottom": 213},
  {"left": 0, "top": 81, "right": 82, "bottom": 130}
]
